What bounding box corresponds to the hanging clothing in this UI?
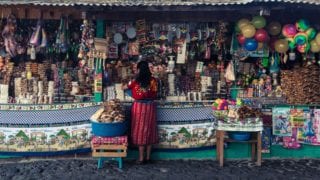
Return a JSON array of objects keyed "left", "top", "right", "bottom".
[{"left": 128, "top": 77, "right": 158, "bottom": 146}]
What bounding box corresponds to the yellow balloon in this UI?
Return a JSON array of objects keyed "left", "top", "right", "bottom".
[
  {"left": 310, "top": 40, "right": 320, "bottom": 53},
  {"left": 315, "top": 33, "right": 320, "bottom": 46},
  {"left": 268, "top": 21, "right": 282, "bottom": 36},
  {"left": 274, "top": 39, "right": 289, "bottom": 53},
  {"left": 241, "top": 24, "right": 256, "bottom": 38},
  {"left": 237, "top": 18, "right": 250, "bottom": 30}
]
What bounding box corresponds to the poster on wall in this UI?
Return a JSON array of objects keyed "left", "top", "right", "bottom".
[
  {"left": 272, "top": 107, "right": 291, "bottom": 136},
  {"left": 156, "top": 121, "right": 215, "bottom": 149},
  {"left": 290, "top": 108, "right": 309, "bottom": 127},
  {"left": 0, "top": 123, "right": 91, "bottom": 153},
  {"left": 297, "top": 109, "right": 320, "bottom": 145}
]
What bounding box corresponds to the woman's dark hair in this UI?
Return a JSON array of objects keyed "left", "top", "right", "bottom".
[{"left": 136, "top": 60, "right": 152, "bottom": 88}]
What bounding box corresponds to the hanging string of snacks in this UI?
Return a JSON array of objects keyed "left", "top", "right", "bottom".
[
  {"left": 56, "top": 16, "right": 70, "bottom": 53},
  {"left": 2, "top": 14, "right": 17, "bottom": 58},
  {"left": 78, "top": 17, "right": 95, "bottom": 66}
]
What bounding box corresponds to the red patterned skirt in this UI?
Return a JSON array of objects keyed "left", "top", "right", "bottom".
[{"left": 131, "top": 100, "right": 158, "bottom": 146}]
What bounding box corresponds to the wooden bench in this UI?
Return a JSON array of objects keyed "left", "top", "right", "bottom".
[{"left": 91, "top": 136, "right": 128, "bottom": 169}]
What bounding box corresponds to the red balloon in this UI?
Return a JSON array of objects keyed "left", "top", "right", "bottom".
[
  {"left": 254, "top": 29, "right": 268, "bottom": 42},
  {"left": 237, "top": 34, "right": 246, "bottom": 45}
]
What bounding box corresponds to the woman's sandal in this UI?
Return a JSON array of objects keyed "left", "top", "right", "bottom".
[{"left": 135, "top": 160, "right": 145, "bottom": 165}]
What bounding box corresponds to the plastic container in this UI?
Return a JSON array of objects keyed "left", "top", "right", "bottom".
[
  {"left": 91, "top": 120, "right": 128, "bottom": 137},
  {"left": 229, "top": 132, "right": 251, "bottom": 141}
]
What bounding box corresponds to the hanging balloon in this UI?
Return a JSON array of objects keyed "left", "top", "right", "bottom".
[
  {"left": 315, "top": 33, "right": 320, "bottom": 45},
  {"left": 269, "top": 37, "right": 278, "bottom": 51},
  {"left": 267, "top": 21, "right": 282, "bottom": 36},
  {"left": 244, "top": 38, "right": 258, "bottom": 51},
  {"left": 294, "top": 32, "right": 308, "bottom": 45},
  {"left": 310, "top": 40, "right": 320, "bottom": 53},
  {"left": 237, "top": 34, "right": 246, "bottom": 45},
  {"left": 295, "top": 19, "right": 310, "bottom": 32},
  {"left": 254, "top": 29, "right": 268, "bottom": 42},
  {"left": 241, "top": 24, "right": 256, "bottom": 38},
  {"left": 237, "top": 18, "right": 251, "bottom": 30},
  {"left": 286, "top": 37, "right": 296, "bottom": 50},
  {"left": 251, "top": 16, "right": 266, "bottom": 29},
  {"left": 274, "top": 39, "right": 289, "bottom": 53},
  {"left": 282, "top": 24, "right": 297, "bottom": 38},
  {"left": 297, "top": 43, "right": 310, "bottom": 53},
  {"left": 306, "top": 28, "right": 316, "bottom": 40}
]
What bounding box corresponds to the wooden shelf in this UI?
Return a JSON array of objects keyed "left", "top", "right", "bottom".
[{"left": 224, "top": 138, "right": 258, "bottom": 143}]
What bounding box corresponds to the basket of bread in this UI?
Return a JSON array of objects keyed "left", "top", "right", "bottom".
[{"left": 91, "top": 99, "right": 128, "bottom": 137}]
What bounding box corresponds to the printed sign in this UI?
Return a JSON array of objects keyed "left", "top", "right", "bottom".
[{"left": 272, "top": 107, "right": 291, "bottom": 136}]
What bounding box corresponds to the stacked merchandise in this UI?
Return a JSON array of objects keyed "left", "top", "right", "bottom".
[
  {"left": 281, "top": 65, "right": 320, "bottom": 104},
  {"left": 0, "top": 84, "right": 8, "bottom": 103}
]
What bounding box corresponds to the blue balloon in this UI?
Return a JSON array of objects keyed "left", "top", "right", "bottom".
[{"left": 244, "top": 38, "right": 258, "bottom": 51}]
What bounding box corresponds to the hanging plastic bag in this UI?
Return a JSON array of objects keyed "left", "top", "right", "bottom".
[
  {"left": 29, "top": 20, "right": 41, "bottom": 46},
  {"left": 40, "top": 28, "right": 47, "bottom": 48},
  {"left": 270, "top": 53, "right": 280, "bottom": 73},
  {"left": 225, "top": 61, "right": 235, "bottom": 81}
]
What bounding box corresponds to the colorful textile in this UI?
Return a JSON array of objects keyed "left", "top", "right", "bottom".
[
  {"left": 91, "top": 136, "right": 128, "bottom": 147},
  {"left": 216, "top": 118, "right": 263, "bottom": 132},
  {"left": 127, "top": 77, "right": 157, "bottom": 100},
  {"left": 131, "top": 101, "right": 158, "bottom": 146},
  {"left": 0, "top": 105, "right": 100, "bottom": 125}
]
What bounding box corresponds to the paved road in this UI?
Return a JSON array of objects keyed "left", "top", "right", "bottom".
[{"left": 0, "top": 158, "right": 319, "bottom": 180}]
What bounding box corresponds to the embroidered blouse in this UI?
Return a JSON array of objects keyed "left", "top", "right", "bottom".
[{"left": 128, "top": 77, "right": 158, "bottom": 100}]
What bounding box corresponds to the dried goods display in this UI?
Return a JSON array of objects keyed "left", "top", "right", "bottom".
[{"left": 281, "top": 65, "right": 320, "bottom": 104}]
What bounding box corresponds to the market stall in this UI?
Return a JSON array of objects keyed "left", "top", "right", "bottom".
[{"left": 1, "top": 0, "right": 320, "bottom": 159}]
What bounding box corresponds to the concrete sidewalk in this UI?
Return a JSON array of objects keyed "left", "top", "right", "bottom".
[{"left": 0, "top": 158, "right": 319, "bottom": 180}]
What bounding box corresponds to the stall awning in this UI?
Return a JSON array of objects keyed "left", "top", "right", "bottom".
[
  {"left": 0, "top": 0, "right": 254, "bottom": 6},
  {"left": 254, "top": 0, "right": 320, "bottom": 5},
  {"left": 0, "top": 0, "right": 320, "bottom": 6}
]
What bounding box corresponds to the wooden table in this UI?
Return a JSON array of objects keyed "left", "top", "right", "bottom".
[{"left": 216, "top": 130, "right": 262, "bottom": 167}]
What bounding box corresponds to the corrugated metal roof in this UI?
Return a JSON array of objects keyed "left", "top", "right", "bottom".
[
  {"left": 254, "top": 0, "right": 320, "bottom": 5},
  {"left": 0, "top": 0, "right": 254, "bottom": 6},
  {"left": 0, "top": 0, "right": 319, "bottom": 6}
]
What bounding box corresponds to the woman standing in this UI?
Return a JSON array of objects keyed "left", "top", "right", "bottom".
[{"left": 124, "top": 60, "right": 158, "bottom": 164}]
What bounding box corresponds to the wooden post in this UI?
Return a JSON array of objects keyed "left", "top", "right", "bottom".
[
  {"left": 257, "top": 132, "right": 262, "bottom": 166},
  {"left": 218, "top": 130, "right": 224, "bottom": 167},
  {"left": 94, "top": 19, "right": 105, "bottom": 102},
  {"left": 251, "top": 132, "right": 256, "bottom": 161}
]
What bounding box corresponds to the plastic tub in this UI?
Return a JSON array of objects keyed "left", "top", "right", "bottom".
[
  {"left": 91, "top": 120, "right": 129, "bottom": 137},
  {"left": 229, "top": 132, "right": 251, "bottom": 141}
]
